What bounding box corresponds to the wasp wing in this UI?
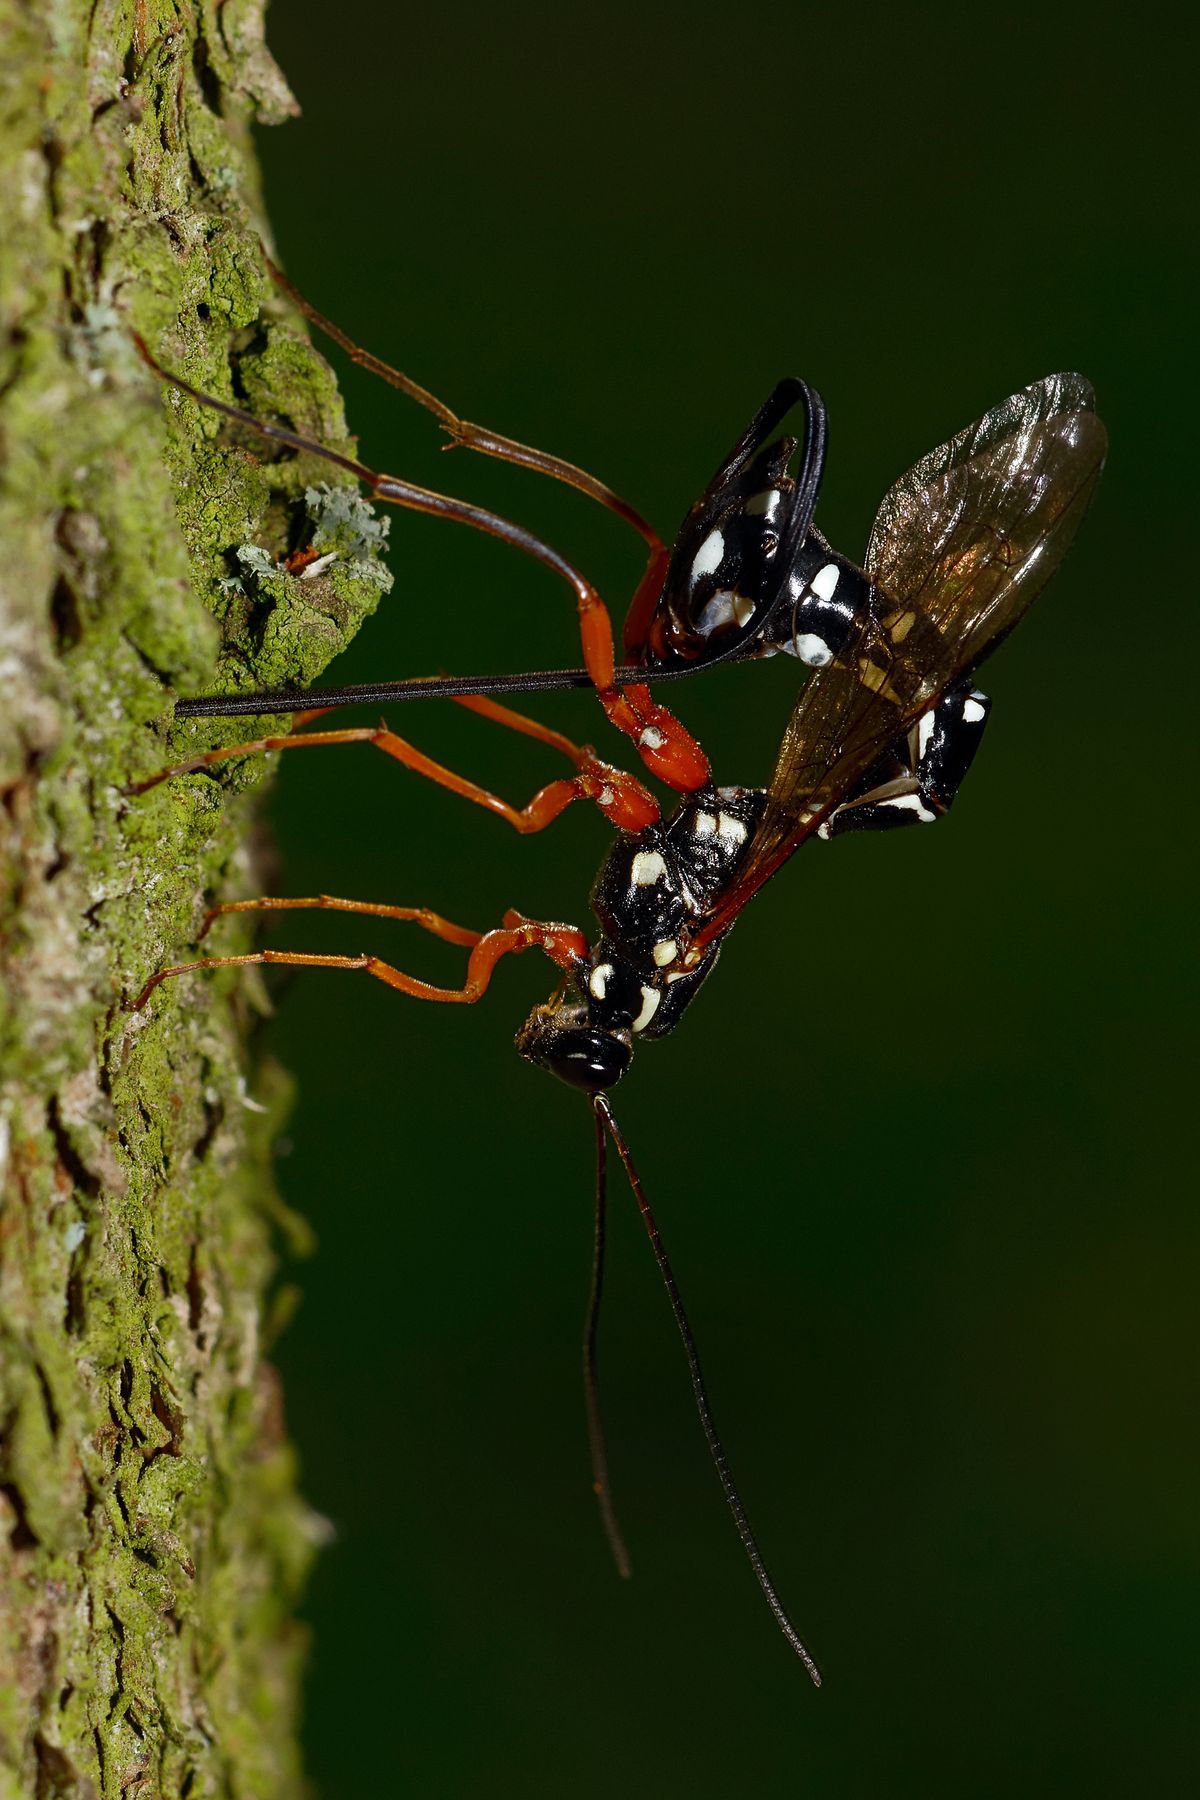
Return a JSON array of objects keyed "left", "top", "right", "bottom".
[{"left": 694, "top": 374, "right": 1107, "bottom": 941}]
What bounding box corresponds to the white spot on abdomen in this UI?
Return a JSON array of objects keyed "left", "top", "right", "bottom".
[
  {"left": 793, "top": 632, "right": 833, "bottom": 667},
  {"left": 631, "top": 985, "right": 661, "bottom": 1032},
  {"left": 963, "top": 696, "right": 987, "bottom": 724},
  {"left": 811, "top": 563, "right": 839, "bottom": 602},
  {"left": 882, "top": 792, "right": 937, "bottom": 823},
  {"left": 631, "top": 850, "right": 668, "bottom": 886},
  {"left": 690, "top": 529, "right": 724, "bottom": 587},
  {"left": 917, "top": 708, "right": 937, "bottom": 761},
  {"left": 652, "top": 939, "right": 678, "bottom": 966}
]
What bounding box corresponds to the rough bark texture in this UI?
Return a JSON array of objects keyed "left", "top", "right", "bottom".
[{"left": 0, "top": 4, "right": 392, "bottom": 1794}]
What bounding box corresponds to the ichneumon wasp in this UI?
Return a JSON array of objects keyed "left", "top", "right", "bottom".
[{"left": 128, "top": 262, "right": 1107, "bottom": 1683}]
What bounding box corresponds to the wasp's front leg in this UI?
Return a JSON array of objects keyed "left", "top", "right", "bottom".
[{"left": 818, "top": 677, "right": 992, "bottom": 839}]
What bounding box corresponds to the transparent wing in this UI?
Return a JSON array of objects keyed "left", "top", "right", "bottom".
[{"left": 696, "top": 374, "right": 1107, "bottom": 940}]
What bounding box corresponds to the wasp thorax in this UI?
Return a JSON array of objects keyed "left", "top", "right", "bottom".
[{"left": 515, "top": 1000, "right": 633, "bottom": 1093}]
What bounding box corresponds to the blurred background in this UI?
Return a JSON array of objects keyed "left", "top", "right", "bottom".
[{"left": 247, "top": 3, "right": 1194, "bottom": 1793}]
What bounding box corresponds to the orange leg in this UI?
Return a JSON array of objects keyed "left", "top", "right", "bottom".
[
  {"left": 130, "top": 716, "right": 660, "bottom": 834},
  {"left": 452, "top": 683, "right": 709, "bottom": 804},
  {"left": 128, "top": 905, "right": 588, "bottom": 1015},
  {"left": 448, "top": 691, "right": 596, "bottom": 767},
  {"left": 306, "top": 683, "right": 599, "bottom": 770},
  {"left": 263, "top": 249, "right": 671, "bottom": 610},
  {"left": 134, "top": 336, "right": 708, "bottom": 793},
  {"left": 194, "top": 894, "right": 484, "bottom": 945}
]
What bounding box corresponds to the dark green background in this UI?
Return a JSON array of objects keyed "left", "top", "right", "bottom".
[{"left": 249, "top": 3, "right": 1194, "bottom": 1793}]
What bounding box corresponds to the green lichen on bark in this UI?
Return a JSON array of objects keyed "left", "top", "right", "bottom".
[{"left": 0, "top": 4, "right": 390, "bottom": 1794}]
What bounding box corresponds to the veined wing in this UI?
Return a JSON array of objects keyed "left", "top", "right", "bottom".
[{"left": 693, "top": 373, "right": 1107, "bottom": 943}]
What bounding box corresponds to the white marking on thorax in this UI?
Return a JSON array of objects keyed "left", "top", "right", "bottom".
[
  {"left": 652, "top": 939, "right": 678, "bottom": 966},
  {"left": 744, "top": 488, "right": 781, "bottom": 518},
  {"left": 792, "top": 632, "right": 833, "bottom": 667},
  {"left": 589, "top": 963, "right": 614, "bottom": 1000},
  {"left": 716, "top": 811, "right": 747, "bottom": 846},
  {"left": 693, "top": 811, "right": 717, "bottom": 838},
  {"left": 638, "top": 725, "right": 666, "bottom": 750},
  {"left": 690, "top": 529, "right": 725, "bottom": 587},
  {"left": 631, "top": 985, "right": 661, "bottom": 1032},
  {"left": 631, "top": 850, "right": 668, "bottom": 886},
  {"left": 811, "top": 563, "right": 840, "bottom": 602},
  {"left": 962, "top": 695, "right": 987, "bottom": 725}
]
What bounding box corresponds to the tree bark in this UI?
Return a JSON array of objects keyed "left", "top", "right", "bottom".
[{"left": 0, "top": 5, "right": 390, "bottom": 1793}]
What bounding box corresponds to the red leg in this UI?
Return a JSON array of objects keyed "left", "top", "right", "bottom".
[
  {"left": 459, "top": 688, "right": 714, "bottom": 833},
  {"left": 134, "top": 336, "right": 708, "bottom": 792},
  {"left": 449, "top": 691, "right": 596, "bottom": 766},
  {"left": 127, "top": 905, "right": 588, "bottom": 1014},
  {"left": 195, "top": 894, "right": 484, "bottom": 945},
  {"left": 566, "top": 600, "right": 710, "bottom": 793},
  {"left": 264, "top": 250, "right": 671, "bottom": 599},
  {"left": 131, "top": 716, "right": 660, "bottom": 834},
  {"left": 449, "top": 690, "right": 684, "bottom": 824},
  {"left": 133, "top": 331, "right": 619, "bottom": 619}
]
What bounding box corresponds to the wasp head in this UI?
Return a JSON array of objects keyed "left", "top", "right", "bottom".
[{"left": 515, "top": 995, "right": 633, "bottom": 1093}]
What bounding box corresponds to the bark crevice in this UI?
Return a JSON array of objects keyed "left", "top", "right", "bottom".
[{"left": 0, "top": 4, "right": 380, "bottom": 1793}]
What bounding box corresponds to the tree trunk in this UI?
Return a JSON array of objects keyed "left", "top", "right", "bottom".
[{"left": 0, "top": 5, "right": 390, "bottom": 1793}]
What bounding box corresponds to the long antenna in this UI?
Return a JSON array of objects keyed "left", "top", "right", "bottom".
[
  {"left": 593, "top": 1093, "right": 822, "bottom": 1685},
  {"left": 584, "top": 1107, "right": 632, "bottom": 1579},
  {"left": 172, "top": 659, "right": 705, "bottom": 720}
]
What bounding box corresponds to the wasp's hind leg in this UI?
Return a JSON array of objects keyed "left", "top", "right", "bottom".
[
  {"left": 817, "top": 677, "right": 992, "bottom": 839},
  {"left": 130, "top": 701, "right": 660, "bottom": 835},
  {"left": 126, "top": 903, "right": 588, "bottom": 1014}
]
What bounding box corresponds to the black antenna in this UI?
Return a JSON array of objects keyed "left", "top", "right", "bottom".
[
  {"left": 584, "top": 1107, "right": 632, "bottom": 1579},
  {"left": 172, "top": 659, "right": 708, "bottom": 721},
  {"left": 133, "top": 331, "right": 721, "bottom": 724},
  {"left": 593, "top": 1093, "right": 822, "bottom": 1685}
]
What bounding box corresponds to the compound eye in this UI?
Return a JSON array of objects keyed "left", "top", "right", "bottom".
[
  {"left": 517, "top": 1018, "right": 633, "bottom": 1092},
  {"left": 550, "top": 1030, "right": 632, "bottom": 1092}
]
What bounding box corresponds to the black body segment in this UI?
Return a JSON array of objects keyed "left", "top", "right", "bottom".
[
  {"left": 635, "top": 379, "right": 828, "bottom": 670},
  {"left": 752, "top": 531, "right": 873, "bottom": 669},
  {"left": 690, "top": 373, "right": 1107, "bottom": 939},
  {"left": 519, "top": 785, "right": 767, "bottom": 1086},
  {"left": 817, "top": 675, "right": 991, "bottom": 838},
  {"left": 520, "top": 373, "right": 1105, "bottom": 1066},
  {"left": 136, "top": 319, "right": 1106, "bottom": 1678}
]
